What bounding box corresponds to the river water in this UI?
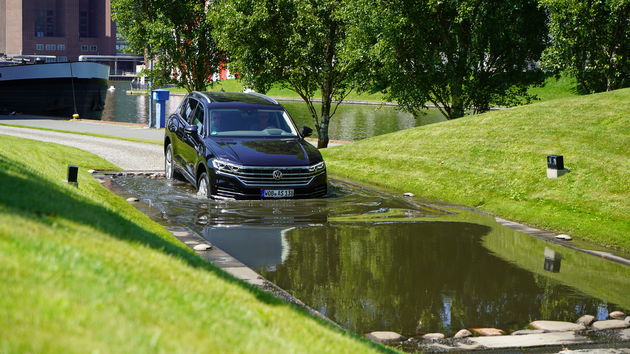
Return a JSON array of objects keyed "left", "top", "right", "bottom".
[
  {"left": 115, "top": 175, "right": 630, "bottom": 338},
  {"left": 101, "top": 81, "right": 446, "bottom": 141}
]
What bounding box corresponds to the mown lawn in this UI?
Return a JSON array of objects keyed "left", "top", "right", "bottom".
[
  {"left": 322, "top": 88, "right": 630, "bottom": 251},
  {"left": 0, "top": 135, "right": 391, "bottom": 353}
]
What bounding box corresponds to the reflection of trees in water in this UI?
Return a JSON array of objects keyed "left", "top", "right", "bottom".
[{"left": 261, "top": 222, "right": 605, "bottom": 336}]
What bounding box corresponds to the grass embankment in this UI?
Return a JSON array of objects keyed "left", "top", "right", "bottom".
[
  {"left": 322, "top": 88, "right": 630, "bottom": 251},
  {"left": 0, "top": 135, "right": 390, "bottom": 353}
]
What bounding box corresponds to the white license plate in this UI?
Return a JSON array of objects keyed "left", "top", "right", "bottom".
[{"left": 262, "top": 189, "right": 294, "bottom": 198}]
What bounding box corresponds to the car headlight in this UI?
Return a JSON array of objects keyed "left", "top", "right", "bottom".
[
  {"left": 308, "top": 161, "right": 326, "bottom": 172},
  {"left": 212, "top": 159, "right": 242, "bottom": 173}
]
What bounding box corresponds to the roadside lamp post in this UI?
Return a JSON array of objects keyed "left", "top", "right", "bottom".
[{"left": 546, "top": 154, "right": 568, "bottom": 178}]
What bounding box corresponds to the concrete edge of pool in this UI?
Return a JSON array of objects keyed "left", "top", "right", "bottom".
[{"left": 93, "top": 170, "right": 630, "bottom": 352}]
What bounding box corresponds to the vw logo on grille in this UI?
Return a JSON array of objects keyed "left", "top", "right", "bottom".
[{"left": 272, "top": 170, "right": 283, "bottom": 180}]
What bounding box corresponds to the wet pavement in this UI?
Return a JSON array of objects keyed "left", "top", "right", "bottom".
[{"left": 113, "top": 174, "right": 630, "bottom": 340}]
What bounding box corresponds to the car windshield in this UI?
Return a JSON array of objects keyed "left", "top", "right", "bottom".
[{"left": 208, "top": 108, "right": 299, "bottom": 137}]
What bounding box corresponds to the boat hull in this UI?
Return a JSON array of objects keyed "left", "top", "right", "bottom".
[{"left": 0, "top": 62, "right": 109, "bottom": 119}]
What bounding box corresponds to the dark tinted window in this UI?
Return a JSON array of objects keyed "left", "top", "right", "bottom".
[{"left": 179, "top": 98, "right": 198, "bottom": 122}]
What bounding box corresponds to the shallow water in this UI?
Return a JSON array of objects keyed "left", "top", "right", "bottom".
[{"left": 115, "top": 176, "right": 630, "bottom": 336}]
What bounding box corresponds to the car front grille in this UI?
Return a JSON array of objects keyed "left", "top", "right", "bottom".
[{"left": 219, "top": 166, "right": 325, "bottom": 186}]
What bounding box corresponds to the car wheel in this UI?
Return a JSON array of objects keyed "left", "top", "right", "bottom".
[
  {"left": 165, "top": 144, "right": 179, "bottom": 180},
  {"left": 197, "top": 171, "right": 211, "bottom": 198}
]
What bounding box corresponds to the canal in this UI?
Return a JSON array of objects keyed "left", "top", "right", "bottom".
[
  {"left": 101, "top": 81, "right": 446, "bottom": 141},
  {"left": 114, "top": 175, "right": 630, "bottom": 338}
]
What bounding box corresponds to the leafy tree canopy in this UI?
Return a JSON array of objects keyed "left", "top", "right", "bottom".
[
  {"left": 341, "top": 0, "right": 548, "bottom": 119},
  {"left": 212, "top": 0, "right": 363, "bottom": 148},
  {"left": 112, "top": 0, "right": 224, "bottom": 92},
  {"left": 540, "top": 0, "right": 630, "bottom": 93}
]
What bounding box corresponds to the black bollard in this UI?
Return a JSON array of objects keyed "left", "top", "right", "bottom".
[{"left": 67, "top": 164, "right": 78, "bottom": 186}]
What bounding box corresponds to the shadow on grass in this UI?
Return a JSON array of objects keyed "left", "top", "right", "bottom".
[{"left": 0, "top": 153, "right": 394, "bottom": 353}]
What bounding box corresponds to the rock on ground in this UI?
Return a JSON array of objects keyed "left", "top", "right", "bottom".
[
  {"left": 610, "top": 311, "right": 626, "bottom": 319},
  {"left": 454, "top": 329, "right": 472, "bottom": 338},
  {"left": 511, "top": 329, "right": 546, "bottom": 336},
  {"left": 422, "top": 333, "right": 445, "bottom": 340},
  {"left": 591, "top": 320, "right": 630, "bottom": 331},
  {"left": 576, "top": 315, "right": 596, "bottom": 326},
  {"left": 529, "top": 320, "right": 586, "bottom": 332},
  {"left": 470, "top": 328, "right": 505, "bottom": 336},
  {"left": 365, "top": 331, "right": 404, "bottom": 343}
]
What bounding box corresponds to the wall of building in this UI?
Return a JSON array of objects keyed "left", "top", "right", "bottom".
[
  {"left": 0, "top": 0, "right": 5, "bottom": 54},
  {"left": 3, "top": 0, "right": 24, "bottom": 56},
  {"left": 3, "top": 0, "right": 115, "bottom": 61}
]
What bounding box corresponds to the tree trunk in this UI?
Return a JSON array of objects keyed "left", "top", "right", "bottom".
[{"left": 317, "top": 119, "right": 330, "bottom": 148}]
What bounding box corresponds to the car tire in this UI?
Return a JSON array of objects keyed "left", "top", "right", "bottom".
[
  {"left": 165, "top": 144, "right": 180, "bottom": 180},
  {"left": 197, "top": 171, "right": 211, "bottom": 198}
]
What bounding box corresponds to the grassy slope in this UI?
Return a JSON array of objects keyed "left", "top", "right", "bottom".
[
  {"left": 0, "top": 135, "right": 390, "bottom": 353},
  {"left": 322, "top": 88, "right": 630, "bottom": 250}
]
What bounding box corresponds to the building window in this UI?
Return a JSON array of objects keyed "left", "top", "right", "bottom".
[
  {"left": 90, "top": 45, "right": 98, "bottom": 52},
  {"left": 46, "top": 44, "right": 56, "bottom": 50},
  {"left": 58, "top": 56, "right": 68, "bottom": 62},
  {"left": 45, "top": 57, "right": 56, "bottom": 63},
  {"left": 57, "top": 44, "right": 65, "bottom": 51},
  {"left": 35, "top": 9, "right": 56, "bottom": 37},
  {"left": 81, "top": 45, "right": 90, "bottom": 52},
  {"left": 35, "top": 44, "right": 45, "bottom": 50}
]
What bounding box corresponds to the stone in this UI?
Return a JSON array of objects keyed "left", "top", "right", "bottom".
[
  {"left": 469, "top": 332, "right": 591, "bottom": 349},
  {"left": 610, "top": 311, "right": 626, "bottom": 319},
  {"left": 576, "top": 315, "right": 595, "bottom": 326},
  {"left": 87, "top": 169, "right": 95, "bottom": 174},
  {"left": 470, "top": 328, "right": 505, "bottom": 336},
  {"left": 427, "top": 343, "right": 453, "bottom": 351},
  {"left": 365, "top": 331, "right": 404, "bottom": 343},
  {"left": 511, "top": 329, "right": 546, "bottom": 336},
  {"left": 625, "top": 316, "right": 630, "bottom": 324},
  {"left": 555, "top": 234, "right": 573, "bottom": 240},
  {"left": 453, "top": 329, "right": 472, "bottom": 338},
  {"left": 193, "top": 243, "right": 212, "bottom": 251},
  {"left": 455, "top": 342, "right": 482, "bottom": 350},
  {"left": 126, "top": 197, "right": 139, "bottom": 202},
  {"left": 403, "top": 192, "right": 415, "bottom": 197},
  {"left": 422, "top": 333, "right": 445, "bottom": 340},
  {"left": 591, "top": 320, "right": 630, "bottom": 331},
  {"left": 620, "top": 328, "right": 630, "bottom": 341},
  {"left": 529, "top": 320, "right": 585, "bottom": 332}
]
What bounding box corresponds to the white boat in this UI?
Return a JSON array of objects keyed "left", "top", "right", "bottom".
[{"left": 0, "top": 61, "right": 109, "bottom": 119}]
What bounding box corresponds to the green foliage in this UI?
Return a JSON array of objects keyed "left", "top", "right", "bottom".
[
  {"left": 540, "top": 0, "right": 630, "bottom": 93},
  {"left": 322, "top": 89, "right": 630, "bottom": 250},
  {"left": 211, "top": 0, "right": 364, "bottom": 147},
  {"left": 112, "top": 0, "right": 224, "bottom": 92},
  {"left": 341, "top": 0, "right": 548, "bottom": 119},
  {"left": 0, "top": 135, "right": 391, "bottom": 353}
]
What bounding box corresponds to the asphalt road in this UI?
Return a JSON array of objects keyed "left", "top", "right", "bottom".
[{"left": 0, "top": 125, "right": 163, "bottom": 170}]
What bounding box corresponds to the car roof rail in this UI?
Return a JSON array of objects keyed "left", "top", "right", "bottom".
[
  {"left": 246, "top": 92, "right": 279, "bottom": 105},
  {"left": 192, "top": 91, "right": 212, "bottom": 102}
]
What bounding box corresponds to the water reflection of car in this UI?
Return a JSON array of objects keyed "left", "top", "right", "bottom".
[{"left": 164, "top": 91, "right": 327, "bottom": 199}]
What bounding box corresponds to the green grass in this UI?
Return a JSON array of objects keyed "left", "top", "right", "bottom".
[
  {"left": 0, "top": 123, "right": 162, "bottom": 145},
  {"left": 168, "top": 79, "right": 387, "bottom": 102},
  {"left": 0, "top": 135, "right": 391, "bottom": 353},
  {"left": 528, "top": 75, "right": 580, "bottom": 102},
  {"left": 322, "top": 88, "right": 630, "bottom": 251}
]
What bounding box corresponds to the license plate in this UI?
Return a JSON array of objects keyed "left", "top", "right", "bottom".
[{"left": 262, "top": 189, "right": 294, "bottom": 198}]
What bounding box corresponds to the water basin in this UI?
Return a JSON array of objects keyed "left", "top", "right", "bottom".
[{"left": 114, "top": 175, "right": 630, "bottom": 337}]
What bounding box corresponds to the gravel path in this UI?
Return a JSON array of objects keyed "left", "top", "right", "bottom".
[{"left": 0, "top": 126, "right": 163, "bottom": 170}]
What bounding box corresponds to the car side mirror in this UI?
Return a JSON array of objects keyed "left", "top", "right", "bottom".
[
  {"left": 301, "top": 126, "right": 313, "bottom": 138},
  {"left": 184, "top": 125, "right": 198, "bottom": 135}
]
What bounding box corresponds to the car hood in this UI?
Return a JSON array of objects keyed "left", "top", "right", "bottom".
[{"left": 207, "top": 138, "right": 323, "bottom": 166}]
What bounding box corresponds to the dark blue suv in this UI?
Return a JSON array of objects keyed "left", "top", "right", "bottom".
[{"left": 164, "top": 91, "right": 327, "bottom": 199}]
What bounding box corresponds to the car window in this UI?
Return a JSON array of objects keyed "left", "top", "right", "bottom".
[
  {"left": 209, "top": 108, "right": 298, "bottom": 137},
  {"left": 190, "top": 104, "right": 205, "bottom": 136},
  {"left": 180, "top": 98, "right": 198, "bottom": 122}
]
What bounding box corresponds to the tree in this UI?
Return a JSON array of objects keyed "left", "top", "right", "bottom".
[
  {"left": 342, "top": 0, "right": 548, "bottom": 119},
  {"left": 112, "top": 0, "right": 224, "bottom": 92},
  {"left": 211, "top": 0, "right": 363, "bottom": 148},
  {"left": 540, "top": 0, "right": 630, "bottom": 93}
]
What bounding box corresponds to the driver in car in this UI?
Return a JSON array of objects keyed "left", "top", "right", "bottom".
[{"left": 252, "top": 111, "right": 274, "bottom": 130}]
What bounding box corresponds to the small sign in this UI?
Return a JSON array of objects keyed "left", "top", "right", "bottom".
[{"left": 262, "top": 189, "right": 294, "bottom": 198}]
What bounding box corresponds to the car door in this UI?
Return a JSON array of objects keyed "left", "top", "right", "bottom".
[
  {"left": 169, "top": 97, "right": 197, "bottom": 180},
  {"left": 180, "top": 99, "right": 206, "bottom": 180}
]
